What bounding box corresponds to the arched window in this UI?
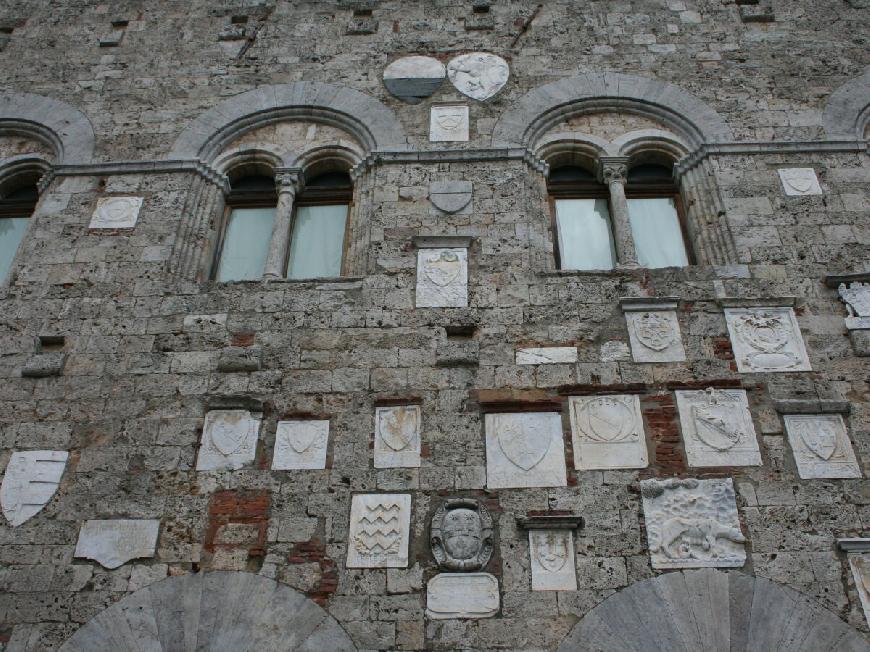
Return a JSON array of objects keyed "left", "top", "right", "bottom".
[
  {"left": 0, "top": 174, "right": 39, "bottom": 282},
  {"left": 625, "top": 163, "right": 690, "bottom": 268}
]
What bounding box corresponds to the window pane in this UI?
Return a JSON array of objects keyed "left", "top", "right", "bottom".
[
  {"left": 215, "top": 207, "right": 276, "bottom": 281},
  {"left": 286, "top": 204, "right": 348, "bottom": 279},
  {"left": 555, "top": 199, "right": 616, "bottom": 271},
  {"left": 0, "top": 217, "right": 29, "bottom": 282},
  {"left": 627, "top": 197, "right": 689, "bottom": 268}
]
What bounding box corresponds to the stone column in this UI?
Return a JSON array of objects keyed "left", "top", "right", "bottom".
[
  {"left": 262, "top": 168, "right": 302, "bottom": 279},
  {"left": 599, "top": 157, "right": 638, "bottom": 268}
]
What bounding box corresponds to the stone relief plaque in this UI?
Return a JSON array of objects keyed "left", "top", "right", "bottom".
[
  {"left": 429, "top": 105, "right": 469, "bottom": 142},
  {"left": 347, "top": 493, "right": 411, "bottom": 568},
  {"left": 446, "top": 52, "right": 509, "bottom": 101},
  {"left": 426, "top": 572, "right": 500, "bottom": 619},
  {"left": 382, "top": 55, "right": 445, "bottom": 104},
  {"left": 374, "top": 405, "right": 422, "bottom": 468},
  {"left": 675, "top": 389, "right": 762, "bottom": 467},
  {"left": 89, "top": 196, "right": 144, "bottom": 229},
  {"left": 777, "top": 168, "right": 822, "bottom": 196},
  {"left": 568, "top": 395, "right": 648, "bottom": 470},
  {"left": 195, "top": 410, "right": 260, "bottom": 471},
  {"left": 640, "top": 477, "right": 746, "bottom": 569},
  {"left": 74, "top": 519, "right": 160, "bottom": 569},
  {"left": 515, "top": 347, "right": 578, "bottom": 365},
  {"left": 848, "top": 554, "right": 870, "bottom": 628},
  {"left": 272, "top": 419, "right": 329, "bottom": 470},
  {"left": 625, "top": 310, "right": 686, "bottom": 363},
  {"left": 429, "top": 180, "right": 472, "bottom": 214},
  {"left": 529, "top": 529, "right": 577, "bottom": 591},
  {"left": 783, "top": 414, "right": 861, "bottom": 479},
  {"left": 416, "top": 248, "right": 468, "bottom": 308},
  {"left": 724, "top": 307, "right": 811, "bottom": 372},
  {"left": 839, "top": 282, "right": 870, "bottom": 330},
  {"left": 1, "top": 450, "right": 69, "bottom": 527},
  {"left": 430, "top": 498, "right": 493, "bottom": 571},
  {"left": 484, "top": 412, "right": 567, "bottom": 489}
]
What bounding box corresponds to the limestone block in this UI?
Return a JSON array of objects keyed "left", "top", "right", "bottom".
[
  {"left": 568, "top": 395, "right": 648, "bottom": 470},
  {"left": 74, "top": 519, "right": 160, "bottom": 569},
  {"left": 515, "top": 347, "right": 578, "bottom": 365},
  {"left": 849, "top": 329, "right": 870, "bottom": 356},
  {"left": 430, "top": 105, "right": 469, "bottom": 142},
  {"left": 195, "top": 410, "right": 260, "bottom": 471},
  {"left": 88, "top": 196, "right": 143, "bottom": 229},
  {"left": 625, "top": 310, "right": 686, "bottom": 363},
  {"left": 529, "top": 530, "right": 577, "bottom": 591},
  {"left": 783, "top": 414, "right": 861, "bottom": 479},
  {"left": 847, "top": 553, "right": 870, "bottom": 628},
  {"left": 347, "top": 493, "right": 411, "bottom": 568},
  {"left": 374, "top": 405, "right": 421, "bottom": 468},
  {"left": 21, "top": 352, "right": 66, "bottom": 377},
  {"left": 272, "top": 419, "right": 330, "bottom": 470},
  {"left": 416, "top": 248, "right": 468, "bottom": 308},
  {"left": 484, "top": 412, "right": 567, "bottom": 489},
  {"left": 1, "top": 450, "right": 68, "bottom": 526},
  {"left": 446, "top": 52, "right": 509, "bottom": 100},
  {"left": 641, "top": 477, "right": 746, "bottom": 569},
  {"left": 426, "top": 573, "right": 499, "bottom": 619},
  {"left": 724, "top": 307, "right": 811, "bottom": 372},
  {"left": 675, "top": 389, "right": 762, "bottom": 467}
]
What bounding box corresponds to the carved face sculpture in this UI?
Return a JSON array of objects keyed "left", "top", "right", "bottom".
[{"left": 443, "top": 507, "right": 482, "bottom": 561}]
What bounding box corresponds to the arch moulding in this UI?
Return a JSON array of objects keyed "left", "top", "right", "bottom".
[{"left": 823, "top": 68, "right": 870, "bottom": 141}]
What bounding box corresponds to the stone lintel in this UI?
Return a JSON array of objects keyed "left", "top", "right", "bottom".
[
  {"left": 205, "top": 395, "right": 264, "bottom": 412},
  {"left": 772, "top": 398, "right": 851, "bottom": 415},
  {"left": 619, "top": 296, "right": 680, "bottom": 312},
  {"left": 517, "top": 514, "right": 584, "bottom": 530},
  {"left": 716, "top": 296, "right": 798, "bottom": 308},
  {"left": 837, "top": 538, "right": 870, "bottom": 553},
  {"left": 412, "top": 235, "right": 474, "bottom": 249}
]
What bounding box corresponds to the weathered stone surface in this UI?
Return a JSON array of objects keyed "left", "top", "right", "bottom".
[
  {"left": 430, "top": 497, "right": 493, "bottom": 571},
  {"left": 515, "top": 347, "right": 578, "bottom": 365},
  {"left": 848, "top": 554, "right": 870, "bottom": 628},
  {"left": 415, "top": 248, "right": 468, "bottom": 308},
  {"left": 783, "top": 414, "right": 862, "bottom": 479},
  {"left": 374, "top": 405, "right": 421, "bottom": 468},
  {"left": 446, "top": 52, "right": 509, "bottom": 100},
  {"left": 347, "top": 493, "right": 411, "bottom": 568},
  {"left": 426, "top": 573, "right": 500, "bottom": 619},
  {"left": 1, "top": 450, "right": 68, "bottom": 526},
  {"left": 568, "top": 395, "right": 648, "bottom": 470},
  {"left": 484, "top": 412, "right": 567, "bottom": 489},
  {"left": 196, "top": 410, "right": 260, "bottom": 471},
  {"left": 529, "top": 529, "right": 577, "bottom": 591},
  {"left": 675, "top": 389, "right": 762, "bottom": 467},
  {"left": 21, "top": 352, "right": 66, "bottom": 377},
  {"left": 429, "top": 105, "right": 469, "bottom": 142},
  {"left": 724, "top": 307, "right": 812, "bottom": 373},
  {"left": 74, "top": 519, "right": 160, "bottom": 569},
  {"left": 272, "top": 419, "right": 330, "bottom": 470},
  {"left": 88, "top": 196, "right": 143, "bottom": 229},
  {"left": 216, "top": 345, "right": 262, "bottom": 372}
]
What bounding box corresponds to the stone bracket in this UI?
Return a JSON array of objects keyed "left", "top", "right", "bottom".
[
  {"left": 619, "top": 296, "right": 680, "bottom": 312},
  {"left": 837, "top": 538, "right": 870, "bottom": 553},
  {"left": 516, "top": 514, "right": 584, "bottom": 530}
]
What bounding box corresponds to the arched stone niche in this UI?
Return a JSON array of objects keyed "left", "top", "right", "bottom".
[
  {"left": 59, "top": 571, "right": 358, "bottom": 652},
  {"left": 823, "top": 68, "right": 870, "bottom": 141},
  {"left": 557, "top": 568, "right": 870, "bottom": 652}
]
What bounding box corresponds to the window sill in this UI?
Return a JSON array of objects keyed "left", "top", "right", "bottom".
[{"left": 208, "top": 276, "right": 364, "bottom": 288}]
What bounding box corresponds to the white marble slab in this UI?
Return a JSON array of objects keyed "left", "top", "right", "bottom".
[
  {"left": 430, "top": 105, "right": 469, "bottom": 142},
  {"left": 778, "top": 168, "right": 822, "bottom": 196},
  {"left": 426, "top": 572, "right": 500, "bottom": 619},
  {"left": 89, "top": 196, "right": 143, "bottom": 229},
  {"left": 847, "top": 553, "right": 870, "bottom": 628},
  {"left": 515, "top": 347, "right": 578, "bottom": 365},
  {"left": 625, "top": 310, "right": 686, "bottom": 363},
  {"left": 195, "top": 410, "right": 260, "bottom": 471},
  {"left": 446, "top": 52, "right": 509, "bottom": 101},
  {"left": 675, "top": 389, "right": 761, "bottom": 467},
  {"left": 374, "top": 405, "right": 422, "bottom": 468},
  {"left": 529, "top": 530, "right": 577, "bottom": 591},
  {"left": 724, "top": 307, "right": 811, "bottom": 373},
  {"left": 74, "top": 519, "right": 160, "bottom": 569},
  {"left": 568, "top": 395, "right": 648, "bottom": 470},
  {"left": 272, "top": 420, "right": 329, "bottom": 470},
  {"left": 1, "top": 450, "right": 68, "bottom": 526},
  {"left": 641, "top": 477, "right": 746, "bottom": 569},
  {"left": 416, "top": 248, "right": 468, "bottom": 308},
  {"left": 784, "top": 414, "right": 861, "bottom": 479},
  {"left": 346, "top": 493, "right": 411, "bottom": 568},
  {"left": 484, "top": 412, "right": 567, "bottom": 489}
]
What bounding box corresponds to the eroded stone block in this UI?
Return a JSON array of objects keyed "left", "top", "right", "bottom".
[
  {"left": 426, "top": 572, "right": 499, "bottom": 619},
  {"left": 347, "top": 493, "right": 411, "bottom": 568},
  {"left": 21, "top": 352, "right": 66, "bottom": 377},
  {"left": 529, "top": 529, "right": 577, "bottom": 591},
  {"left": 195, "top": 410, "right": 260, "bottom": 471},
  {"left": 272, "top": 419, "right": 329, "bottom": 470},
  {"left": 88, "top": 196, "right": 143, "bottom": 229},
  {"left": 1, "top": 450, "right": 68, "bottom": 526},
  {"left": 515, "top": 347, "right": 578, "bottom": 365},
  {"left": 216, "top": 346, "right": 262, "bottom": 372},
  {"left": 783, "top": 414, "right": 861, "bottom": 479},
  {"left": 430, "top": 105, "right": 469, "bottom": 142},
  {"left": 74, "top": 519, "right": 160, "bottom": 569},
  {"left": 675, "top": 389, "right": 762, "bottom": 467},
  {"left": 724, "top": 307, "right": 811, "bottom": 372},
  {"left": 568, "top": 395, "right": 648, "bottom": 470},
  {"left": 416, "top": 248, "right": 468, "bottom": 308},
  {"left": 484, "top": 412, "right": 567, "bottom": 489}
]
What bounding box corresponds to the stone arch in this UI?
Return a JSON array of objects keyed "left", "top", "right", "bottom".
[
  {"left": 0, "top": 91, "right": 95, "bottom": 164},
  {"left": 557, "top": 569, "right": 870, "bottom": 652},
  {"left": 492, "top": 73, "right": 733, "bottom": 150},
  {"left": 823, "top": 69, "right": 870, "bottom": 140},
  {"left": 170, "top": 82, "right": 408, "bottom": 163},
  {"left": 59, "top": 571, "right": 358, "bottom": 651}
]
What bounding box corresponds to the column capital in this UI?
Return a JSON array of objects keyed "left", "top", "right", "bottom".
[
  {"left": 598, "top": 157, "right": 630, "bottom": 184},
  {"left": 274, "top": 167, "right": 303, "bottom": 193}
]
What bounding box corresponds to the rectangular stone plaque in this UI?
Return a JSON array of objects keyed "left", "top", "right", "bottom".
[
  {"left": 783, "top": 414, "right": 861, "bottom": 479},
  {"left": 724, "top": 307, "right": 811, "bottom": 373},
  {"left": 675, "top": 389, "right": 761, "bottom": 467},
  {"left": 515, "top": 347, "right": 578, "bottom": 365},
  {"left": 195, "top": 410, "right": 260, "bottom": 471},
  {"left": 74, "top": 519, "right": 160, "bottom": 569},
  {"left": 430, "top": 104, "right": 469, "bottom": 142},
  {"left": 625, "top": 310, "right": 686, "bottom": 363},
  {"left": 374, "top": 405, "right": 421, "bottom": 468},
  {"left": 641, "top": 477, "right": 746, "bottom": 569},
  {"left": 426, "top": 572, "right": 499, "bottom": 619},
  {"left": 778, "top": 168, "right": 822, "bottom": 196},
  {"left": 88, "top": 196, "right": 144, "bottom": 229},
  {"left": 568, "top": 395, "right": 648, "bottom": 470},
  {"left": 484, "top": 412, "right": 567, "bottom": 489},
  {"left": 346, "top": 493, "right": 411, "bottom": 568},
  {"left": 847, "top": 554, "right": 870, "bottom": 628},
  {"left": 416, "top": 248, "right": 468, "bottom": 308},
  {"left": 272, "top": 420, "right": 329, "bottom": 470},
  {"left": 529, "top": 530, "right": 577, "bottom": 591}
]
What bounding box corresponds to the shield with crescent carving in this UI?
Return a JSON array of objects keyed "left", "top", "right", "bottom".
[
  {"left": 378, "top": 406, "right": 419, "bottom": 452},
  {"left": 634, "top": 312, "right": 676, "bottom": 352},
  {"left": 422, "top": 250, "right": 462, "bottom": 288},
  {"left": 497, "top": 415, "right": 551, "bottom": 470},
  {"left": 795, "top": 419, "right": 838, "bottom": 460}
]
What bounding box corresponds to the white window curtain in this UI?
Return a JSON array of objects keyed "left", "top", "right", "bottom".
[
  {"left": 554, "top": 198, "right": 616, "bottom": 271},
  {"left": 215, "top": 207, "right": 276, "bottom": 282},
  {"left": 286, "top": 204, "right": 348, "bottom": 279},
  {"left": 0, "top": 216, "right": 29, "bottom": 282},
  {"left": 627, "top": 197, "right": 689, "bottom": 268}
]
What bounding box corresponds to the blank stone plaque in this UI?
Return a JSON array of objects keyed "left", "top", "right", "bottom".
[
  {"left": 74, "top": 519, "right": 160, "bottom": 569},
  {"left": 529, "top": 530, "right": 577, "bottom": 591},
  {"left": 784, "top": 414, "right": 861, "bottom": 479},
  {"left": 484, "top": 412, "right": 567, "bottom": 489},
  {"left": 346, "top": 493, "right": 411, "bottom": 568},
  {"left": 426, "top": 572, "right": 500, "bottom": 619},
  {"left": 724, "top": 307, "right": 811, "bottom": 373},
  {"left": 568, "top": 395, "right": 648, "bottom": 470},
  {"left": 515, "top": 347, "right": 578, "bottom": 365},
  {"left": 196, "top": 410, "right": 260, "bottom": 471},
  {"left": 675, "top": 389, "right": 761, "bottom": 467},
  {"left": 272, "top": 420, "right": 329, "bottom": 470},
  {"left": 430, "top": 105, "right": 469, "bottom": 142},
  {"left": 374, "top": 405, "right": 421, "bottom": 468}
]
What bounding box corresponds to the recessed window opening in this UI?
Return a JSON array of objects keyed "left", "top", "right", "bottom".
[
  {"left": 0, "top": 173, "right": 39, "bottom": 283},
  {"left": 625, "top": 163, "right": 690, "bottom": 269}
]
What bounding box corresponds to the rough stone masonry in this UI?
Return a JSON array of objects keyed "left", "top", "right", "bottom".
[{"left": 0, "top": 1, "right": 869, "bottom": 650}]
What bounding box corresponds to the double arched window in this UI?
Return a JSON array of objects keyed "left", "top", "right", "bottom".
[{"left": 0, "top": 172, "right": 39, "bottom": 282}]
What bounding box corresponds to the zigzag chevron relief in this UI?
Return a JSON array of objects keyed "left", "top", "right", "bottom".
[{"left": 347, "top": 494, "right": 412, "bottom": 568}]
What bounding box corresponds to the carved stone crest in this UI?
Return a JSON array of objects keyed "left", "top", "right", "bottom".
[
  {"left": 1, "top": 450, "right": 69, "bottom": 527},
  {"left": 346, "top": 493, "right": 412, "bottom": 568},
  {"left": 634, "top": 312, "right": 676, "bottom": 351},
  {"left": 839, "top": 282, "right": 870, "bottom": 317},
  {"left": 784, "top": 414, "right": 861, "bottom": 479},
  {"left": 529, "top": 529, "right": 577, "bottom": 591},
  {"left": 622, "top": 300, "right": 686, "bottom": 363},
  {"left": 383, "top": 55, "right": 445, "bottom": 104},
  {"left": 484, "top": 412, "right": 567, "bottom": 489},
  {"left": 724, "top": 307, "right": 811, "bottom": 372},
  {"left": 568, "top": 395, "right": 648, "bottom": 470},
  {"left": 430, "top": 498, "right": 493, "bottom": 571},
  {"left": 777, "top": 168, "right": 822, "bottom": 196},
  {"left": 272, "top": 419, "right": 329, "bottom": 470},
  {"left": 196, "top": 410, "right": 260, "bottom": 471},
  {"left": 675, "top": 389, "right": 761, "bottom": 467},
  {"left": 496, "top": 415, "right": 551, "bottom": 471},
  {"left": 429, "top": 180, "right": 472, "bottom": 214},
  {"left": 416, "top": 247, "right": 468, "bottom": 308},
  {"left": 89, "top": 196, "right": 144, "bottom": 229},
  {"left": 446, "top": 52, "right": 509, "bottom": 101},
  {"left": 374, "top": 405, "right": 421, "bottom": 468},
  {"left": 429, "top": 105, "right": 469, "bottom": 142}
]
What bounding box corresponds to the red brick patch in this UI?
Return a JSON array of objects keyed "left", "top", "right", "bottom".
[{"left": 204, "top": 490, "right": 270, "bottom": 557}]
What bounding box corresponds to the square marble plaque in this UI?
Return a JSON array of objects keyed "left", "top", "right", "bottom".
[
  {"left": 484, "top": 412, "right": 567, "bottom": 489},
  {"left": 724, "top": 307, "right": 811, "bottom": 373},
  {"left": 625, "top": 310, "right": 686, "bottom": 363},
  {"left": 74, "top": 519, "right": 160, "bottom": 569},
  {"left": 568, "top": 395, "right": 648, "bottom": 470},
  {"left": 675, "top": 389, "right": 761, "bottom": 467},
  {"left": 778, "top": 168, "right": 822, "bottom": 196},
  {"left": 272, "top": 420, "right": 329, "bottom": 470},
  {"left": 374, "top": 405, "right": 422, "bottom": 468},
  {"left": 89, "top": 196, "right": 144, "bottom": 229},
  {"left": 529, "top": 530, "right": 577, "bottom": 591},
  {"left": 430, "top": 105, "right": 469, "bottom": 142},
  {"left": 784, "top": 414, "right": 861, "bottom": 479},
  {"left": 416, "top": 248, "right": 468, "bottom": 308},
  {"left": 346, "top": 493, "right": 411, "bottom": 568},
  {"left": 641, "top": 477, "right": 746, "bottom": 569},
  {"left": 426, "top": 572, "right": 499, "bottom": 619},
  {"left": 515, "top": 347, "right": 578, "bottom": 365},
  {"left": 847, "top": 554, "right": 870, "bottom": 628},
  {"left": 196, "top": 410, "right": 260, "bottom": 471}
]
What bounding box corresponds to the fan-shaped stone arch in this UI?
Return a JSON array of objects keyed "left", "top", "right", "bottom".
[
  {"left": 823, "top": 68, "right": 870, "bottom": 140},
  {"left": 59, "top": 571, "right": 357, "bottom": 652},
  {"left": 557, "top": 569, "right": 869, "bottom": 652}
]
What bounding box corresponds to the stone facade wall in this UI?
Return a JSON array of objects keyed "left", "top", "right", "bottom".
[{"left": 0, "top": 1, "right": 869, "bottom": 650}]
